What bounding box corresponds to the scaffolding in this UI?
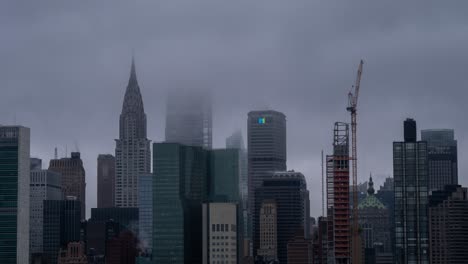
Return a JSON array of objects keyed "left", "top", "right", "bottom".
[{"left": 327, "top": 122, "right": 350, "bottom": 264}]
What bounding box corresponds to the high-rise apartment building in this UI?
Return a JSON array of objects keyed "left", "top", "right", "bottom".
[
  {"left": 138, "top": 174, "right": 153, "bottom": 254},
  {"left": 254, "top": 171, "right": 310, "bottom": 264},
  {"left": 326, "top": 122, "right": 350, "bottom": 264},
  {"left": 30, "top": 163, "right": 62, "bottom": 254},
  {"left": 429, "top": 185, "right": 468, "bottom": 264},
  {"left": 97, "top": 154, "right": 115, "bottom": 208},
  {"left": 115, "top": 59, "right": 151, "bottom": 208},
  {"left": 421, "top": 129, "right": 458, "bottom": 192},
  {"left": 393, "top": 118, "right": 429, "bottom": 264},
  {"left": 257, "top": 200, "right": 277, "bottom": 261},
  {"left": 153, "top": 143, "right": 208, "bottom": 263},
  {"left": 248, "top": 110, "right": 286, "bottom": 249},
  {"left": 0, "top": 126, "right": 30, "bottom": 264},
  {"left": 165, "top": 88, "right": 212, "bottom": 149},
  {"left": 202, "top": 202, "right": 238, "bottom": 264},
  {"left": 43, "top": 198, "right": 81, "bottom": 264},
  {"left": 49, "top": 152, "right": 86, "bottom": 219}
]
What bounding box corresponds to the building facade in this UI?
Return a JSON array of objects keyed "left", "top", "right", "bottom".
[
  {"left": 421, "top": 129, "right": 458, "bottom": 192},
  {"left": 0, "top": 126, "right": 30, "bottom": 264},
  {"left": 138, "top": 174, "right": 153, "bottom": 255},
  {"left": 254, "top": 171, "right": 310, "bottom": 264},
  {"left": 165, "top": 88, "right": 212, "bottom": 149},
  {"left": 287, "top": 229, "right": 313, "bottom": 264},
  {"left": 209, "top": 148, "right": 240, "bottom": 201},
  {"left": 202, "top": 202, "right": 238, "bottom": 264},
  {"left": 43, "top": 199, "right": 81, "bottom": 264},
  {"left": 257, "top": 200, "right": 277, "bottom": 261},
  {"left": 393, "top": 118, "right": 429, "bottom": 264},
  {"left": 429, "top": 185, "right": 468, "bottom": 264},
  {"left": 90, "top": 207, "right": 138, "bottom": 233},
  {"left": 152, "top": 143, "right": 208, "bottom": 264},
  {"left": 105, "top": 230, "right": 138, "bottom": 264},
  {"left": 57, "top": 242, "right": 87, "bottom": 264},
  {"left": 97, "top": 154, "right": 115, "bottom": 208},
  {"left": 115, "top": 59, "right": 151, "bottom": 208},
  {"left": 30, "top": 166, "right": 62, "bottom": 254},
  {"left": 326, "top": 122, "right": 350, "bottom": 264},
  {"left": 49, "top": 152, "right": 86, "bottom": 219}
]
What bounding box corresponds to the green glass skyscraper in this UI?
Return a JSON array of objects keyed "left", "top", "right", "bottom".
[
  {"left": 0, "top": 126, "right": 30, "bottom": 264},
  {"left": 209, "top": 148, "right": 240, "bottom": 201}
]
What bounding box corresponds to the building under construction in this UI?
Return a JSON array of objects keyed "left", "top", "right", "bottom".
[{"left": 326, "top": 122, "right": 350, "bottom": 264}]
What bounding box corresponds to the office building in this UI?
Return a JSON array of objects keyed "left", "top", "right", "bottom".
[
  {"left": 30, "top": 165, "right": 62, "bottom": 254},
  {"left": 49, "top": 152, "right": 86, "bottom": 219},
  {"left": 43, "top": 198, "right": 81, "bottom": 264},
  {"left": 429, "top": 185, "right": 468, "bottom": 264},
  {"left": 105, "top": 230, "right": 138, "bottom": 264},
  {"left": 57, "top": 242, "right": 87, "bottom": 264},
  {"left": 209, "top": 148, "right": 240, "bottom": 201},
  {"left": 393, "top": 118, "right": 429, "bottom": 264},
  {"left": 153, "top": 142, "right": 208, "bottom": 263},
  {"left": 248, "top": 110, "right": 286, "bottom": 249},
  {"left": 287, "top": 229, "right": 313, "bottom": 264},
  {"left": 0, "top": 126, "right": 30, "bottom": 264},
  {"left": 90, "top": 207, "right": 138, "bottom": 233},
  {"left": 254, "top": 171, "right": 309, "bottom": 263},
  {"left": 257, "top": 200, "right": 277, "bottom": 261},
  {"left": 421, "top": 129, "right": 458, "bottom": 192},
  {"left": 202, "top": 202, "right": 238, "bottom": 264},
  {"left": 115, "top": 58, "right": 151, "bottom": 208},
  {"left": 83, "top": 219, "right": 122, "bottom": 258},
  {"left": 138, "top": 174, "right": 153, "bottom": 254},
  {"left": 30, "top": 157, "right": 42, "bottom": 170},
  {"left": 97, "top": 154, "right": 115, "bottom": 208},
  {"left": 165, "top": 88, "right": 212, "bottom": 149},
  {"left": 326, "top": 122, "right": 350, "bottom": 264}
]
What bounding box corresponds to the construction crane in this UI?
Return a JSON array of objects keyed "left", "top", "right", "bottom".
[{"left": 347, "top": 60, "right": 364, "bottom": 264}]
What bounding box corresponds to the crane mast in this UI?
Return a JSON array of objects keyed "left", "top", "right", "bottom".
[{"left": 347, "top": 60, "right": 363, "bottom": 264}]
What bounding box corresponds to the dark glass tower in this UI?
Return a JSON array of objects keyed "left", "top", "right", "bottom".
[
  {"left": 97, "top": 154, "right": 115, "bottom": 208},
  {"left": 253, "top": 171, "right": 310, "bottom": 264},
  {"left": 421, "top": 129, "right": 458, "bottom": 192},
  {"left": 115, "top": 58, "right": 151, "bottom": 207},
  {"left": 393, "top": 118, "right": 429, "bottom": 264},
  {"left": 0, "top": 126, "right": 30, "bottom": 264}
]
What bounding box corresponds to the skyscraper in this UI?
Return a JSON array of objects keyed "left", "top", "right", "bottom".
[
  {"left": 209, "top": 148, "right": 240, "bottom": 201},
  {"left": 43, "top": 198, "right": 81, "bottom": 264},
  {"left": 254, "top": 171, "right": 310, "bottom": 264},
  {"left": 247, "top": 110, "right": 286, "bottom": 247},
  {"left": 393, "top": 118, "right": 429, "bottom": 264},
  {"left": 49, "top": 152, "right": 86, "bottom": 219},
  {"left": 153, "top": 142, "right": 208, "bottom": 264},
  {"left": 115, "top": 59, "right": 151, "bottom": 208},
  {"left": 30, "top": 162, "right": 62, "bottom": 255},
  {"left": 97, "top": 154, "right": 115, "bottom": 208},
  {"left": 165, "top": 88, "right": 212, "bottom": 149},
  {"left": 138, "top": 174, "right": 153, "bottom": 254},
  {"left": 0, "top": 126, "right": 30, "bottom": 264},
  {"left": 421, "top": 129, "right": 458, "bottom": 192},
  {"left": 257, "top": 200, "right": 277, "bottom": 261},
  {"left": 428, "top": 185, "right": 468, "bottom": 264}
]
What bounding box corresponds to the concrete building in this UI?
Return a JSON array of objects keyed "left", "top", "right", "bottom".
[
  {"left": 0, "top": 126, "right": 30, "bottom": 264},
  {"left": 43, "top": 198, "right": 81, "bottom": 264},
  {"left": 421, "top": 129, "right": 458, "bottom": 192},
  {"left": 49, "top": 152, "right": 86, "bottom": 219},
  {"left": 429, "top": 185, "right": 468, "bottom": 264},
  {"left": 165, "top": 88, "right": 212, "bottom": 149},
  {"left": 115, "top": 58, "right": 151, "bottom": 208},
  {"left": 30, "top": 162, "right": 62, "bottom": 254},
  {"left": 257, "top": 200, "right": 277, "bottom": 261},
  {"left": 202, "top": 202, "right": 238, "bottom": 264},
  {"left": 138, "top": 174, "right": 153, "bottom": 255},
  {"left": 248, "top": 110, "right": 286, "bottom": 249},
  {"left": 254, "top": 171, "right": 309, "bottom": 264},
  {"left": 393, "top": 118, "right": 429, "bottom": 264},
  {"left": 57, "top": 242, "right": 87, "bottom": 264},
  {"left": 97, "top": 154, "right": 115, "bottom": 208}
]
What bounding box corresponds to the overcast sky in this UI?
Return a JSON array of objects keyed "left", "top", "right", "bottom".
[{"left": 2, "top": 1, "right": 468, "bottom": 219}]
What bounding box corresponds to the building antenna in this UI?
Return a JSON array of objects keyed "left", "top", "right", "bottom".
[
  {"left": 54, "top": 147, "right": 58, "bottom": 160},
  {"left": 321, "top": 150, "right": 325, "bottom": 217}
]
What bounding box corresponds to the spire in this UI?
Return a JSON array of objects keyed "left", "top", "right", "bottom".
[
  {"left": 128, "top": 55, "right": 138, "bottom": 86},
  {"left": 367, "top": 173, "right": 375, "bottom": 195}
]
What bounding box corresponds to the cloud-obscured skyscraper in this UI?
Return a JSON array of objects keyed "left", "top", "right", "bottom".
[{"left": 115, "top": 59, "right": 151, "bottom": 208}]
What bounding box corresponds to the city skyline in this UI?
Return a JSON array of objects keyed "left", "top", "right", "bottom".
[{"left": 2, "top": 1, "right": 468, "bottom": 220}]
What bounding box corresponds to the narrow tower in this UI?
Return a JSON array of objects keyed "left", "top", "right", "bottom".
[{"left": 115, "top": 58, "right": 151, "bottom": 207}]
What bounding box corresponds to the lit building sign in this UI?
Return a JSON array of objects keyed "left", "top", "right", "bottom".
[{"left": 258, "top": 117, "right": 266, "bottom": 124}]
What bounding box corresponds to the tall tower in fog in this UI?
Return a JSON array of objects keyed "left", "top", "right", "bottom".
[
  {"left": 115, "top": 58, "right": 151, "bottom": 207},
  {"left": 165, "top": 88, "right": 212, "bottom": 149}
]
